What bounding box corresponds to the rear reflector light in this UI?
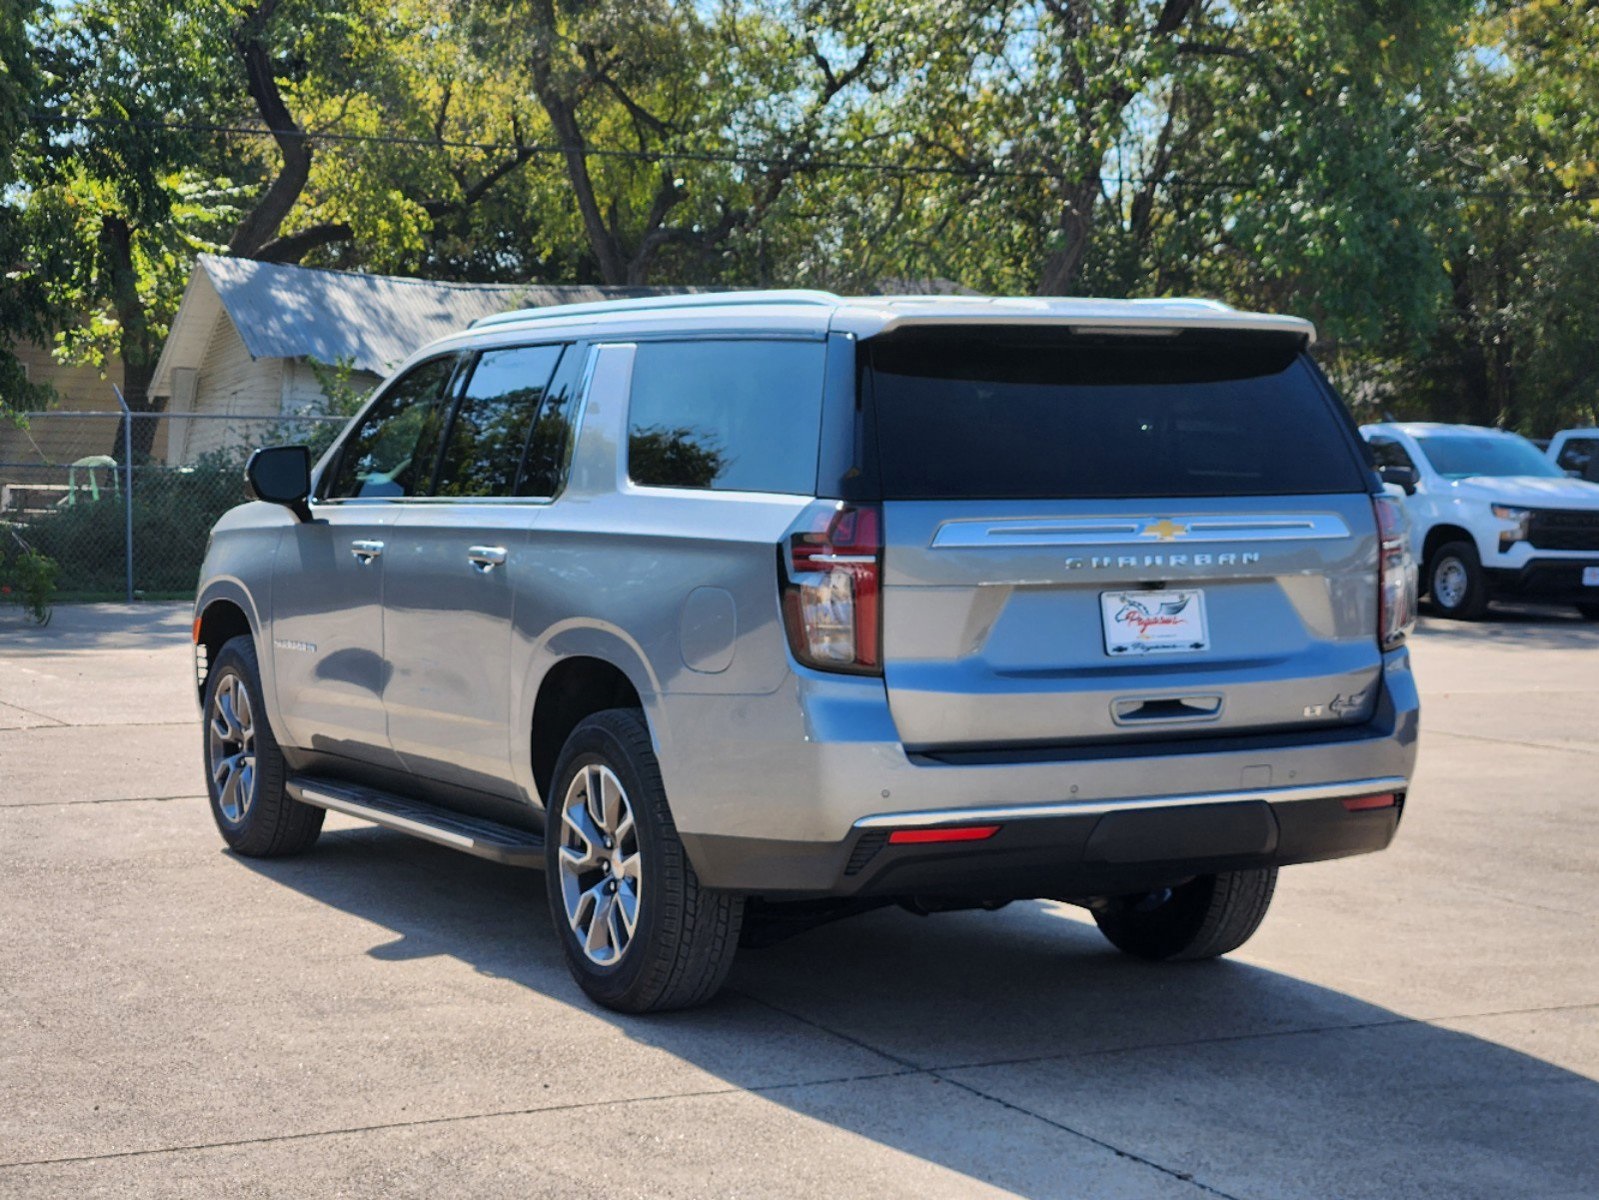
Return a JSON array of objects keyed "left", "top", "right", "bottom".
[
  {"left": 779, "top": 502, "right": 883, "bottom": 675},
  {"left": 1342, "top": 793, "right": 1397, "bottom": 812},
  {"left": 1374, "top": 495, "right": 1417, "bottom": 651},
  {"left": 887, "top": 825, "right": 1001, "bottom": 845}
]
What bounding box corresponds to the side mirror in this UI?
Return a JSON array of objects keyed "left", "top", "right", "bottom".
[
  {"left": 1377, "top": 465, "right": 1418, "bottom": 495},
  {"left": 245, "top": 445, "right": 313, "bottom": 522}
]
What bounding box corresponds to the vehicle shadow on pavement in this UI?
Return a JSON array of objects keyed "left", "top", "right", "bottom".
[{"left": 237, "top": 825, "right": 1599, "bottom": 1199}]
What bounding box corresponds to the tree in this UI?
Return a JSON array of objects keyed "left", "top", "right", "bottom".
[
  {"left": 0, "top": 0, "right": 49, "bottom": 422},
  {"left": 1390, "top": 0, "right": 1599, "bottom": 433}
]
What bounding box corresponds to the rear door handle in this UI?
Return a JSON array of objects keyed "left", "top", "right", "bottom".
[
  {"left": 350, "top": 539, "right": 384, "bottom": 563},
  {"left": 468, "top": 545, "right": 507, "bottom": 572}
]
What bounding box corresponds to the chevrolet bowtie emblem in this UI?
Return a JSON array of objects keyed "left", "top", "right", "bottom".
[{"left": 1140, "top": 519, "right": 1189, "bottom": 542}]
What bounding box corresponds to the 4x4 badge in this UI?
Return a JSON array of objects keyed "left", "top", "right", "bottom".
[{"left": 1140, "top": 519, "right": 1189, "bottom": 541}]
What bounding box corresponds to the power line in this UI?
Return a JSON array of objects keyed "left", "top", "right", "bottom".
[{"left": 28, "top": 112, "right": 1599, "bottom": 205}]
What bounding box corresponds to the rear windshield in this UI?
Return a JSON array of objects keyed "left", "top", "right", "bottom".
[{"left": 865, "top": 329, "right": 1370, "bottom": 500}]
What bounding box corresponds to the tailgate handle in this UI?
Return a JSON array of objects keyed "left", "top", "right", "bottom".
[{"left": 1112, "top": 695, "right": 1223, "bottom": 725}]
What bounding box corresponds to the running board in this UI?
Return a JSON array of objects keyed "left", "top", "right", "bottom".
[{"left": 286, "top": 777, "right": 545, "bottom": 868}]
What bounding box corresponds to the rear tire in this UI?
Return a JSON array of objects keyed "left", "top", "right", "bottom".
[
  {"left": 203, "top": 635, "right": 324, "bottom": 857},
  {"left": 545, "top": 708, "right": 743, "bottom": 1013},
  {"left": 1093, "top": 868, "right": 1277, "bottom": 962},
  {"left": 1427, "top": 540, "right": 1490, "bottom": 620}
]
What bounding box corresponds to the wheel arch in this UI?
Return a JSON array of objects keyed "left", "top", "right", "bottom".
[
  {"left": 1420, "top": 523, "right": 1477, "bottom": 574},
  {"left": 194, "top": 580, "right": 263, "bottom": 703},
  {"left": 528, "top": 656, "right": 648, "bottom": 808}
]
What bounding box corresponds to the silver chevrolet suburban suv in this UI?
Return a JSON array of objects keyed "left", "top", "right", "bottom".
[{"left": 194, "top": 292, "right": 1420, "bottom": 1013}]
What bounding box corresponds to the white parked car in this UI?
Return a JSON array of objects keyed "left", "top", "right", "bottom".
[
  {"left": 1361, "top": 422, "right": 1599, "bottom": 620},
  {"left": 1547, "top": 428, "right": 1599, "bottom": 484}
]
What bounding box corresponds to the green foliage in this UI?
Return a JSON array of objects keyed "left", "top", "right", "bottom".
[
  {"left": 0, "top": 531, "right": 57, "bottom": 623},
  {"left": 6, "top": 0, "right": 1599, "bottom": 444},
  {"left": 23, "top": 453, "right": 247, "bottom": 597}
]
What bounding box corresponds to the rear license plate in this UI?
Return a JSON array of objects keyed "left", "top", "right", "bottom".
[
  {"left": 1101, "top": 589, "right": 1210, "bottom": 656},
  {"left": 1584, "top": 567, "right": 1599, "bottom": 587}
]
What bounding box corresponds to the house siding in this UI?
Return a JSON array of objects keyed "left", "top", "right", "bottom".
[
  {"left": 0, "top": 343, "right": 127, "bottom": 471},
  {"left": 173, "top": 316, "right": 285, "bottom": 463}
]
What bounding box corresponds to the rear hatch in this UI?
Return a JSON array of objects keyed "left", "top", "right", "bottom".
[{"left": 865, "top": 326, "right": 1383, "bottom": 750}]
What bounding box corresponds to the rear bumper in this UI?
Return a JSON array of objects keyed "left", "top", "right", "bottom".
[
  {"left": 1485, "top": 558, "right": 1599, "bottom": 603},
  {"left": 680, "top": 781, "right": 1405, "bottom": 900},
  {"left": 661, "top": 647, "right": 1420, "bottom": 896}
]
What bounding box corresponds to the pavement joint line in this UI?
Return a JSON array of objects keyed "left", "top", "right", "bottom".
[
  {"left": 0, "top": 794, "right": 204, "bottom": 810},
  {"left": 0, "top": 720, "right": 194, "bottom": 732},
  {"left": 1424, "top": 729, "right": 1599, "bottom": 757},
  {"left": 0, "top": 701, "right": 66, "bottom": 726},
  {"left": 731, "top": 989, "right": 1237, "bottom": 1199},
  {"left": 0, "top": 1067, "right": 928, "bottom": 1172}
]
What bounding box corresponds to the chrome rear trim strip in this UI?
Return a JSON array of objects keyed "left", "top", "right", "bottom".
[
  {"left": 851, "top": 775, "right": 1407, "bottom": 829},
  {"left": 931, "top": 513, "right": 1351, "bottom": 548}
]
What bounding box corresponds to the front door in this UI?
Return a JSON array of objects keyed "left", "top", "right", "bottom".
[{"left": 270, "top": 353, "right": 459, "bottom": 768}]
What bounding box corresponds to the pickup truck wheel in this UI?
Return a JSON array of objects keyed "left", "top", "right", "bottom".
[
  {"left": 203, "top": 635, "right": 324, "bottom": 857},
  {"left": 545, "top": 708, "right": 743, "bottom": 1013},
  {"left": 1093, "top": 868, "right": 1277, "bottom": 962},
  {"left": 1427, "top": 541, "right": 1490, "bottom": 620}
]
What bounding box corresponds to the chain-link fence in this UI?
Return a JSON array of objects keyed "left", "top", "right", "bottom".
[{"left": 0, "top": 409, "right": 345, "bottom": 602}]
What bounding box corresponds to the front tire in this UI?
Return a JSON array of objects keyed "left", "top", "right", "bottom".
[
  {"left": 1427, "top": 540, "right": 1490, "bottom": 620},
  {"left": 202, "top": 635, "right": 323, "bottom": 857},
  {"left": 1093, "top": 868, "right": 1277, "bottom": 962},
  {"left": 545, "top": 708, "right": 743, "bottom": 1013}
]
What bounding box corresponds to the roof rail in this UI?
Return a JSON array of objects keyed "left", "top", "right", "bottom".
[
  {"left": 1126, "top": 296, "right": 1236, "bottom": 312},
  {"left": 469, "top": 289, "right": 843, "bottom": 330}
]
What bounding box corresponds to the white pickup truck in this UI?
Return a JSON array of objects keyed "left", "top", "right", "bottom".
[
  {"left": 1361, "top": 422, "right": 1599, "bottom": 620},
  {"left": 1547, "top": 428, "right": 1599, "bottom": 485}
]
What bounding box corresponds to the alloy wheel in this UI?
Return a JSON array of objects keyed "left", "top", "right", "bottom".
[
  {"left": 208, "top": 673, "right": 257, "bottom": 823},
  {"left": 557, "top": 763, "right": 643, "bottom": 966}
]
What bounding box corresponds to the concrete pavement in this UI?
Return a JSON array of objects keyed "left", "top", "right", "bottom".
[{"left": 1, "top": 602, "right": 1596, "bottom": 1198}]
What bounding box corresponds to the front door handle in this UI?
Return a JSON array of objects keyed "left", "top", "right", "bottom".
[
  {"left": 468, "top": 545, "right": 507, "bottom": 572},
  {"left": 350, "top": 539, "right": 384, "bottom": 563}
]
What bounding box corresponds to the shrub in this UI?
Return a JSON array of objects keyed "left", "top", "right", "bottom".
[{"left": 0, "top": 531, "right": 58, "bottom": 623}]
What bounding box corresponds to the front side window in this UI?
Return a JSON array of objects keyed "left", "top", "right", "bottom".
[
  {"left": 1412, "top": 433, "right": 1562, "bottom": 480},
  {"left": 627, "top": 340, "right": 827, "bottom": 494},
  {"left": 325, "top": 356, "right": 457, "bottom": 499},
  {"left": 434, "top": 344, "right": 565, "bottom": 498},
  {"left": 1368, "top": 438, "right": 1416, "bottom": 472},
  {"left": 1556, "top": 437, "right": 1599, "bottom": 480}
]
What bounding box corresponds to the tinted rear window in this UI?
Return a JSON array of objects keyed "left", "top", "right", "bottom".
[{"left": 866, "top": 330, "right": 1369, "bottom": 499}]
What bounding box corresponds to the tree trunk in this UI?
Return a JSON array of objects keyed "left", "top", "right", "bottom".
[
  {"left": 99, "top": 214, "right": 164, "bottom": 460},
  {"left": 1036, "top": 178, "right": 1101, "bottom": 295}
]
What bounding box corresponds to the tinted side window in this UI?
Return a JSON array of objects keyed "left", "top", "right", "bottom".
[
  {"left": 434, "top": 344, "right": 565, "bottom": 498},
  {"left": 326, "top": 357, "right": 456, "bottom": 499},
  {"left": 1368, "top": 438, "right": 1416, "bottom": 471},
  {"left": 1557, "top": 437, "right": 1599, "bottom": 480},
  {"left": 627, "top": 340, "right": 826, "bottom": 494},
  {"left": 516, "top": 344, "right": 584, "bottom": 498}
]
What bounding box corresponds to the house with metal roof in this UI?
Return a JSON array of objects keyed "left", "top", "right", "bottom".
[{"left": 149, "top": 255, "right": 697, "bottom": 464}]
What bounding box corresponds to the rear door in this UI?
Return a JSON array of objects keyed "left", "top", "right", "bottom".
[
  {"left": 382, "top": 341, "right": 576, "bottom": 795},
  {"left": 864, "top": 327, "right": 1383, "bottom": 749}
]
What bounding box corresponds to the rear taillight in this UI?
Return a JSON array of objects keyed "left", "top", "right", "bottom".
[
  {"left": 779, "top": 502, "right": 883, "bottom": 675},
  {"left": 1374, "top": 494, "right": 1417, "bottom": 650}
]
